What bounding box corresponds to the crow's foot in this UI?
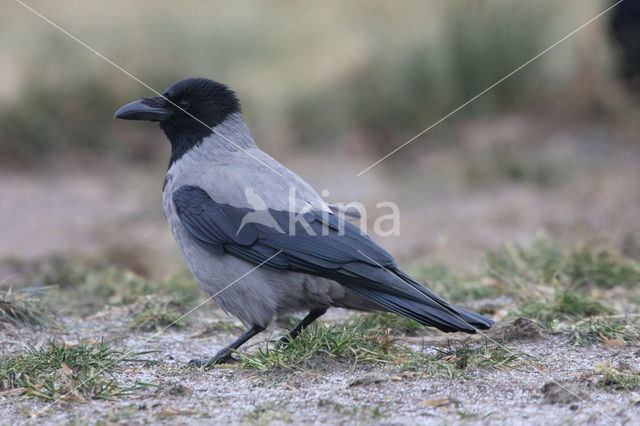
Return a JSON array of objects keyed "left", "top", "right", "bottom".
[{"left": 187, "top": 352, "right": 238, "bottom": 368}]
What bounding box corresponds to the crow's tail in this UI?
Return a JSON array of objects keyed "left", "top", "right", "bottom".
[
  {"left": 341, "top": 264, "right": 494, "bottom": 334},
  {"left": 393, "top": 268, "right": 494, "bottom": 330}
]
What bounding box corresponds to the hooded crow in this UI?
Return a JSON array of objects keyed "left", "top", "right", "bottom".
[{"left": 114, "top": 78, "right": 493, "bottom": 367}]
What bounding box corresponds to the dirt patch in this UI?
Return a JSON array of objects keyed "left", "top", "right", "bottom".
[
  {"left": 541, "top": 381, "right": 585, "bottom": 405},
  {"left": 489, "top": 317, "right": 543, "bottom": 343},
  {"left": 1, "top": 306, "right": 639, "bottom": 425},
  {"left": 347, "top": 374, "right": 389, "bottom": 388}
]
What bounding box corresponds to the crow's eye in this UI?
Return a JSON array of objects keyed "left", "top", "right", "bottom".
[{"left": 178, "top": 100, "right": 190, "bottom": 110}]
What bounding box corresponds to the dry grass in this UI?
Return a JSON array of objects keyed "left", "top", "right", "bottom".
[
  {"left": 585, "top": 361, "right": 640, "bottom": 392},
  {"left": 0, "top": 286, "right": 59, "bottom": 330}
]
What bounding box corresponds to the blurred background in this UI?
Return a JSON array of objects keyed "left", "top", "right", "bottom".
[{"left": 1, "top": 0, "right": 639, "bottom": 277}]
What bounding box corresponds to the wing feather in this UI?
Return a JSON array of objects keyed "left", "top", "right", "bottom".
[{"left": 172, "top": 184, "right": 492, "bottom": 333}]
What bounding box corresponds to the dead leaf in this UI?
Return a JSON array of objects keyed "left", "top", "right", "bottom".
[
  {"left": 189, "top": 328, "right": 208, "bottom": 338},
  {"left": 599, "top": 333, "right": 625, "bottom": 347},
  {"left": 60, "top": 363, "right": 72, "bottom": 375},
  {"left": 239, "top": 374, "right": 262, "bottom": 382},
  {"left": 0, "top": 387, "right": 26, "bottom": 397},
  {"left": 422, "top": 398, "right": 457, "bottom": 408},
  {"left": 154, "top": 408, "right": 204, "bottom": 419}
]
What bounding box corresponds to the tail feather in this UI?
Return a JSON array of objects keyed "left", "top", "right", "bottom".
[
  {"left": 339, "top": 264, "right": 494, "bottom": 334},
  {"left": 351, "top": 287, "right": 476, "bottom": 333},
  {"left": 393, "top": 269, "right": 494, "bottom": 330},
  {"left": 455, "top": 307, "right": 493, "bottom": 330}
]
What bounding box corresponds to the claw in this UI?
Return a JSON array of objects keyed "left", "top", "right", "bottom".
[
  {"left": 186, "top": 324, "right": 266, "bottom": 368},
  {"left": 188, "top": 358, "right": 208, "bottom": 368},
  {"left": 187, "top": 353, "right": 238, "bottom": 368},
  {"left": 279, "top": 335, "right": 292, "bottom": 344}
]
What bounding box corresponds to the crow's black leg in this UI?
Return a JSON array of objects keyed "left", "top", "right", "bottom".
[
  {"left": 189, "top": 324, "right": 266, "bottom": 368},
  {"left": 280, "top": 308, "right": 327, "bottom": 343}
]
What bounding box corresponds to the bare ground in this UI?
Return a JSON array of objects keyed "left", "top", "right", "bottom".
[{"left": 1, "top": 305, "right": 639, "bottom": 425}]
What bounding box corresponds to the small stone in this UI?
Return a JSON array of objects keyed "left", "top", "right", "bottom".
[
  {"left": 348, "top": 374, "right": 388, "bottom": 387},
  {"left": 166, "top": 384, "right": 193, "bottom": 396},
  {"left": 541, "top": 382, "right": 584, "bottom": 405}
]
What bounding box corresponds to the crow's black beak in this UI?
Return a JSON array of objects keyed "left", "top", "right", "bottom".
[{"left": 114, "top": 96, "right": 171, "bottom": 121}]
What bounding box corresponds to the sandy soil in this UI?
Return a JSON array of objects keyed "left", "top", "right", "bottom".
[{"left": 1, "top": 305, "right": 639, "bottom": 425}]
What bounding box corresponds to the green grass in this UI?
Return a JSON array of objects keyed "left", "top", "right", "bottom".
[
  {"left": 238, "top": 322, "right": 402, "bottom": 371},
  {"left": 401, "top": 340, "right": 540, "bottom": 379},
  {"left": 590, "top": 362, "right": 640, "bottom": 392},
  {"left": 414, "top": 264, "right": 503, "bottom": 304},
  {"left": 485, "top": 235, "right": 640, "bottom": 290},
  {"left": 8, "top": 256, "right": 203, "bottom": 311},
  {"left": 0, "top": 340, "right": 154, "bottom": 401},
  {"left": 240, "top": 314, "right": 537, "bottom": 376},
  {"left": 567, "top": 316, "right": 640, "bottom": 346},
  {"left": 246, "top": 400, "right": 291, "bottom": 424},
  {"left": 482, "top": 235, "right": 639, "bottom": 331},
  {"left": 128, "top": 297, "right": 186, "bottom": 332},
  {"left": 434, "top": 341, "right": 537, "bottom": 371},
  {"left": 87, "top": 269, "right": 202, "bottom": 309},
  {"left": 347, "top": 312, "right": 424, "bottom": 336},
  {"left": 563, "top": 247, "right": 640, "bottom": 289},
  {"left": 400, "top": 352, "right": 467, "bottom": 380},
  {"left": 517, "top": 290, "right": 613, "bottom": 328},
  {"left": 69, "top": 266, "right": 201, "bottom": 309},
  {"left": 0, "top": 287, "right": 59, "bottom": 330}
]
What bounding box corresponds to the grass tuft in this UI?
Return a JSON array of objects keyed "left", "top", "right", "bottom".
[
  {"left": 0, "top": 339, "right": 154, "bottom": 400},
  {"left": 9, "top": 256, "right": 203, "bottom": 312},
  {"left": 347, "top": 312, "right": 424, "bottom": 336},
  {"left": 0, "top": 287, "right": 59, "bottom": 329},
  {"left": 238, "top": 322, "right": 402, "bottom": 371},
  {"left": 567, "top": 316, "right": 640, "bottom": 346},
  {"left": 486, "top": 235, "right": 640, "bottom": 290},
  {"left": 435, "top": 341, "right": 537, "bottom": 371},
  {"left": 483, "top": 235, "right": 639, "bottom": 331},
  {"left": 400, "top": 352, "right": 467, "bottom": 380},
  {"left": 70, "top": 266, "right": 201, "bottom": 309},
  {"left": 587, "top": 362, "right": 640, "bottom": 392},
  {"left": 128, "top": 297, "right": 186, "bottom": 332},
  {"left": 402, "top": 340, "right": 540, "bottom": 378},
  {"left": 414, "top": 264, "right": 503, "bottom": 304},
  {"left": 517, "top": 290, "right": 613, "bottom": 328}
]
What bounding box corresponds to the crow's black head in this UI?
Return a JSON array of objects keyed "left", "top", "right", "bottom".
[{"left": 114, "top": 78, "right": 241, "bottom": 166}]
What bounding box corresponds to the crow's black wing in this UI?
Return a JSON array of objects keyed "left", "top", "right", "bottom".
[
  {"left": 172, "top": 185, "right": 395, "bottom": 271},
  {"left": 173, "top": 185, "right": 492, "bottom": 332}
]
